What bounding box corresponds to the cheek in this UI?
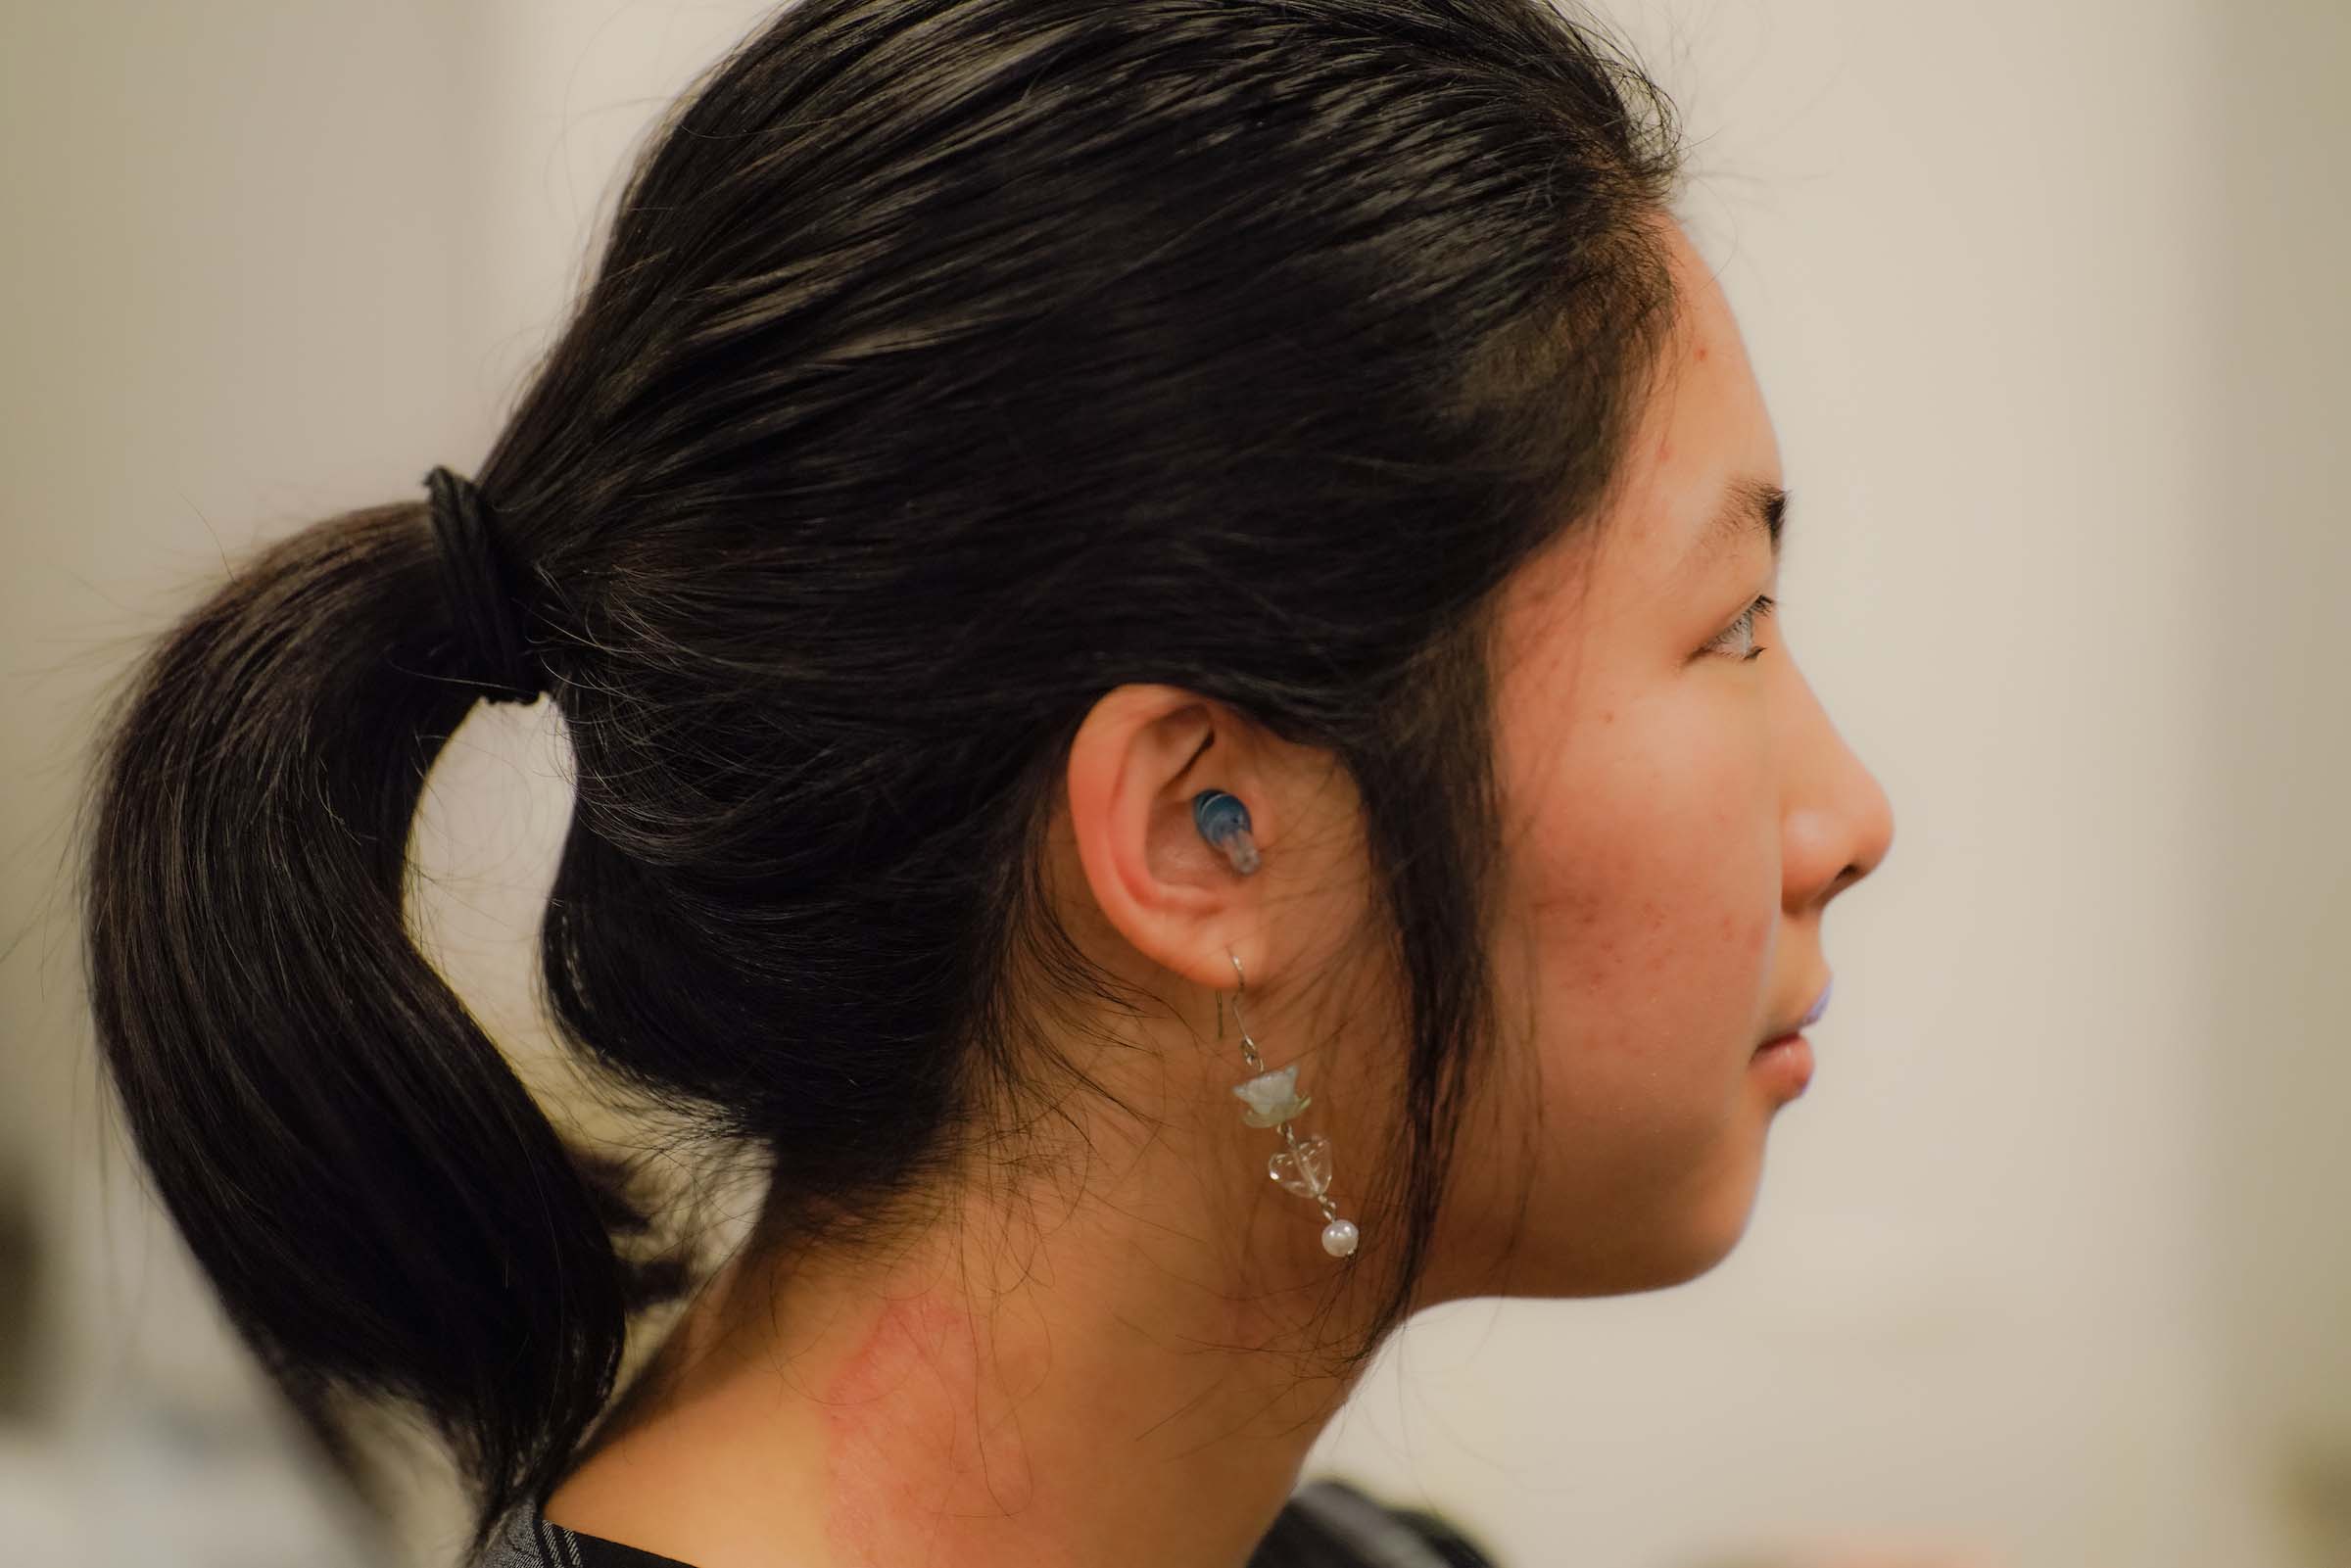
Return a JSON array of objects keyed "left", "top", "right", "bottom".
[
  {"left": 1510, "top": 721, "right": 1777, "bottom": 1055},
  {"left": 1468, "top": 714, "right": 1780, "bottom": 1286}
]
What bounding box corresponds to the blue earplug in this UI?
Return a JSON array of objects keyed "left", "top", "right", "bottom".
[{"left": 1191, "top": 789, "right": 1261, "bottom": 876}]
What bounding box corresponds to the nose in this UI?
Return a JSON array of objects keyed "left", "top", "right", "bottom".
[{"left": 1780, "top": 660, "right": 1895, "bottom": 912}]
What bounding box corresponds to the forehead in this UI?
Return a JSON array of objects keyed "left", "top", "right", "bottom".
[
  {"left": 1598, "top": 223, "right": 1782, "bottom": 584},
  {"left": 1495, "top": 221, "right": 1784, "bottom": 665}
]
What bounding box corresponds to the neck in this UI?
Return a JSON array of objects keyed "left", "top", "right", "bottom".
[{"left": 546, "top": 1164, "right": 1378, "bottom": 1568}]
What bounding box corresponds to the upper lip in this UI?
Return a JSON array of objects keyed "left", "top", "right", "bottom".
[{"left": 1761, "top": 975, "right": 1833, "bottom": 1044}]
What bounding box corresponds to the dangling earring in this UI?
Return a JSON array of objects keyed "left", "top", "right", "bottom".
[{"left": 1191, "top": 789, "right": 1360, "bottom": 1259}]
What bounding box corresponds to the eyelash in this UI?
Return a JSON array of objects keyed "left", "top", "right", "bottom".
[{"left": 1712, "top": 594, "right": 1778, "bottom": 662}]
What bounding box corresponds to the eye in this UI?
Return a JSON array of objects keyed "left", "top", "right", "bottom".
[{"left": 1706, "top": 594, "right": 1778, "bottom": 662}]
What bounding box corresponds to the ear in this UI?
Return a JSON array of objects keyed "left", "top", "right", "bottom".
[{"left": 1063, "top": 684, "right": 1275, "bottom": 995}]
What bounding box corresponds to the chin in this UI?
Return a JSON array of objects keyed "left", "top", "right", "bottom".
[
  {"left": 1658, "top": 1180, "right": 1768, "bottom": 1287},
  {"left": 1638, "top": 1168, "right": 1770, "bottom": 1288}
]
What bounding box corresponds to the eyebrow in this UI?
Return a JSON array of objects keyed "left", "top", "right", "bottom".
[{"left": 1685, "top": 476, "right": 1787, "bottom": 574}]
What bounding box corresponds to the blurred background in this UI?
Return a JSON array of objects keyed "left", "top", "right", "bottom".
[{"left": 2, "top": 1, "right": 2345, "bottom": 1564}]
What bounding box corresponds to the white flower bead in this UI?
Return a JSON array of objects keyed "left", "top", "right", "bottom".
[{"left": 1231, "top": 1064, "right": 1311, "bottom": 1127}]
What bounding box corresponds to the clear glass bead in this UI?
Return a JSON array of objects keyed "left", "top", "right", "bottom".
[{"left": 1268, "top": 1134, "right": 1332, "bottom": 1198}]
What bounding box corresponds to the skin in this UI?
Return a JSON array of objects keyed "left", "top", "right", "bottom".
[{"left": 541, "top": 217, "right": 1895, "bottom": 1568}]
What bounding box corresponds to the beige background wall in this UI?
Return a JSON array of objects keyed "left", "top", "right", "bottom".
[{"left": 1, "top": 3, "right": 2341, "bottom": 1565}]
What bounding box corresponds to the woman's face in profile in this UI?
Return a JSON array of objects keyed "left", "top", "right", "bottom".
[{"left": 1436, "top": 219, "right": 1895, "bottom": 1302}]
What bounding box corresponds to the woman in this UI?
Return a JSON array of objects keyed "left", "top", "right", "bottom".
[{"left": 76, "top": 1, "right": 1895, "bottom": 1564}]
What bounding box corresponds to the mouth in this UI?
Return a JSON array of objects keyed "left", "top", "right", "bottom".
[{"left": 1757, "top": 974, "right": 1833, "bottom": 1048}]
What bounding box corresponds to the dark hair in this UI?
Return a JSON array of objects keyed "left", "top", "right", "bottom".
[{"left": 76, "top": 0, "right": 1684, "bottom": 1557}]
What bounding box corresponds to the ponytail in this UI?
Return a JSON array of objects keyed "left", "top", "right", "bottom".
[{"left": 78, "top": 500, "right": 645, "bottom": 1560}]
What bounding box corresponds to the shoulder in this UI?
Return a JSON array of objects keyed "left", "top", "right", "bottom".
[{"left": 1252, "top": 1478, "right": 1505, "bottom": 1568}]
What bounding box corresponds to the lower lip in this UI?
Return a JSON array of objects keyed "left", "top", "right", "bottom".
[{"left": 1751, "top": 1032, "right": 1814, "bottom": 1098}]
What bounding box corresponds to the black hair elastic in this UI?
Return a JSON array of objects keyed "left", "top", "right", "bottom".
[{"left": 422, "top": 465, "right": 544, "bottom": 705}]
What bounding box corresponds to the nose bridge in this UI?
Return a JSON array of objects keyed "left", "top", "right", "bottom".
[{"left": 1781, "top": 655, "right": 1895, "bottom": 905}]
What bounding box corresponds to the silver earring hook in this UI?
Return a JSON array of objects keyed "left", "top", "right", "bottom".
[
  {"left": 1216, "top": 951, "right": 1243, "bottom": 1040},
  {"left": 1224, "top": 950, "right": 1260, "bottom": 1060}
]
